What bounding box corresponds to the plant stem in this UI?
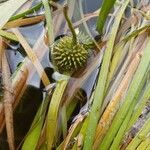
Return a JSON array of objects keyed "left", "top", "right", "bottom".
[
  {"left": 22, "top": 95, "right": 50, "bottom": 150},
  {"left": 94, "top": 51, "right": 141, "bottom": 149},
  {"left": 126, "top": 80, "right": 150, "bottom": 131},
  {"left": 96, "top": 0, "right": 116, "bottom": 34},
  {"left": 42, "top": 0, "right": 54, "bottom": 46},
  {"left": 63, "top": 6, "right": 77, "bottom": 45},
  {"left": 46, "top": 78, "right": 69, "bottom": 149},
  {"left": 83, "top": 1, "right": 130, "bottom": 149},
  {"left": 1, "top": 40, "right": 15, "bottom": 150},
  {"left": 99, "top": 37, "right": 150, "bottom": 149},
  {"left": 0, "top": 29, "right": 18, "bottom": 42},
  {"left": 126, "top": 116, "right": 150, "bottom": 150},
  {"left": 136, "top": 137, "right": 150, "bottom": 150},
  {"left": 9, "top": 2, "right": 43, "bottom": 21},
  {"left": 110, "top": 71, "right": 147, "bottom": 150}
]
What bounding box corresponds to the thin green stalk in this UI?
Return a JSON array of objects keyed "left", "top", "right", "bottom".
[
  {"left": 61, "top": 94, "right": 86, "bottom": 141},
  {"left": 96, "top": 0, "right": 117, "bottom": 34},
  {"left": 99, "top": 37, "right": 150, "bottom": 149},
  {"left": 136, "top": 137, "right": 150, "bottom": 150},
  {"left": 61, "top": 105, "right": 67, "bottom": 139},
  {"left": 56, "top": 119, "right": 83, "bottom": 150},
  {"left": 9, "top": 2, "right": 42, "bottom": 21},
  {"left": 110, "top": 70, "right": 148, "bottom": 150},
  {"left": 63, "top": 7, "right": 77, "bottom": 45},
  {"left": 126, "top": 116, "right": 150, "bottom": 150},
  {"left": 78, "top": 0, "right": 99, "bottom": 50},
  {"left": 83, "top": 1, "right": 130, "bottom": 149},
  {"left": 42, "top": 0, "right": 54, "bottom": 45},
  {"left": 65, "top": 0, "right": 76, "bottom": 33},
  {"left": 56, "top": 97, "right": 82, "bottom": 150},
  {"left": 66, "top": 99, "right": 78, "bottom": 120},
  {"left": 22, "top": 95, "right": 50, "bottom": 150},
  {"left": 106, "top": 23, "right": 136, "bottom": 90},
  {"left": 71, "top": 117, "right": 89, "bottom": 150},
  {"left": 39, "top": 143, "right": 47, "bottom": 150},
  {"left": 122, "top": 24, "right": 150, "bottom": 42},
  {"left": 0, "top": 29, "right": 18, "bottom": 42},
  {"left": 46, "top": 78, "right": 69, "bottom": 149},
  {"left": 105, "top": 41, "right": 126, "bottom": 89},
  {"left": 127, "top": 81, "right": 150, "bottom": 131},
  {"left": 71, "top": 141, "right": 77, "bottom": 150}
]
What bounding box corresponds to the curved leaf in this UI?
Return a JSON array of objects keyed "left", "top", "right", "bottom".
[
  {"left": 96, "top": 0, "right": 116, "bottom": 34},
  {"left": 0, "top": 0, "right": 28, "bottom": 29}
]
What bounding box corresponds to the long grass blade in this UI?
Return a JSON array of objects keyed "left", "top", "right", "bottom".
[
  {"left": 12, "top": 28, "right": 50, "bottom": 87},
  {"left": 99, "top": 37, "right": 150, "bottom": 149},
  {"left": 42, "top": 0, "right": 54, "bottom": 45},
  {"left": 126, "top": 116, "right": 150, "bottom": 150},
  {"left": 96, "top": 0, "right": 116, "bottom": 34},
  {"left": 136, "top": 137, "right": 150, "bottom": 150},
  {"left": 4, "top": 16, "right": 45, "bottom": 29},
  {"left": 83, "top": 1, "right": 130, "bottom": 149},
  {"left": 46, "top": 79, "right": 69, "bottom": 149},
  {"left": 9, "top": 2, "right": 42, "bottom": 21},
  {"left": 0, "top": 29, "right": 18, "bottom": 42},
  {"left": 126, "top": 81, "right": 150, "bottom": 131},
  {"left": 110, "top": 69, "right": 148, "bottom": 149},
  {"left": 22, "top": 95, "right": 50, "bottom": 150},
  {"left": 94, "top": 51, "right": 141, "bottom": 149}
]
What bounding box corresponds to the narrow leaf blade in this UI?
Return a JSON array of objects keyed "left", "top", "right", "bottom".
[
  {"left": 96, "top": 0, "right": 116, "bottom": 34},
  {"left": 0, "top": 0, "right": 28, "bottom": 29}
]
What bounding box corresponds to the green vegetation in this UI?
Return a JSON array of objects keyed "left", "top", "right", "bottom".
[{"left": 0, "top": 0, "right": 150, "bottom": 149}]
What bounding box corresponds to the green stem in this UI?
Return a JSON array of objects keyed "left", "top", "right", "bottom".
[
  {"left": 63, "top": 7, "right": 77, "bottom": 45},
  {"left": 126, "top": 117, "right": 150, "bottom": 150},
  {"left": 9, "top": 2, "right": 43, "bottom": 21},
  {"left": 22, "top": 95, "right": 50, "bottom": 150},
  {"left": 96, "top": 0, "right": 117, "bottom": 34},
  {"left": 46, "top": 78, "right": 69, "bottom": 149},
  {"left": 42, "top": 0, "right": 54, "bottom": 45},
  {"left": 61, "top": 105, "right": 67, "bottom": 139},
  {"left": 99, "top": 37, "right": 150, "bottom": 149},
  {"left": 136, "top": 137, "right": 150, "bottom": 150},
  {"left": 122, "top": 24, "right": 150, "bottom": 42},
  {"left": 83, "top": 1, "right": 130, "bottom": 149},
  {"left": 110, "top": 72, "right": 147, "bottom": 150},
  {"left": 127, "top": 80, "right": 150, "bottom": 131},
  {"left": 0, "top": 29, "right": 18, "bottom": 42}
]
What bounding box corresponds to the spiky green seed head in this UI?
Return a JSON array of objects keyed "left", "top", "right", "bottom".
[{"left": 51, "top": 36, "right": 88, "bottom": 74}]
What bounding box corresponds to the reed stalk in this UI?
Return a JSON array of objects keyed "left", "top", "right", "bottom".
[
  {"left": 83, "top": 1, "right": 130, "bottom": 149},
  {"left": 126, "top": 81, "right": 150, "bottom": 131},
  {"left": 46, "top": 78, "right": 69, "bottom": 149},
  {"left": 94, "top": 51, "right": 141, "bottom": 149},
  {"left": 99, "top": 36, "right": 150, "bottom": 149},
  {"left": 126, "top": 116, "right": 150, "bottom": 150},
  {"left": 1, "top": 39, "right": 15, "bottom": 150},
  {"left": 136, "top": 137, "right": 150, "bottom": 150}
]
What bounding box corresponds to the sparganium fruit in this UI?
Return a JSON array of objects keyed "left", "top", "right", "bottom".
[{"left": 51, "top": 36, "right": 88, "bottom": 74}]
